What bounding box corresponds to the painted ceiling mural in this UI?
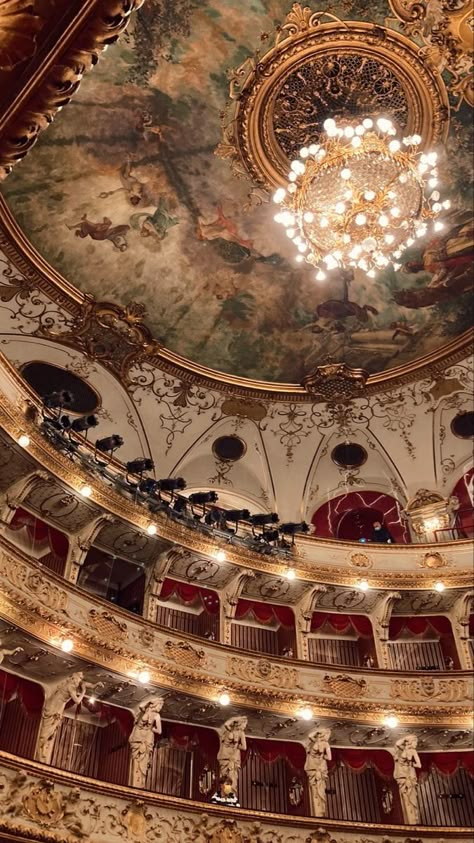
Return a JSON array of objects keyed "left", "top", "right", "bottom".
[{"left": 1, "top": 0, "right": 473, "bottom": 383}]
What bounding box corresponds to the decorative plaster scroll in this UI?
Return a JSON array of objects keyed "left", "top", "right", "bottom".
[
  {"left": 228, "top": 656, "right": 299, "bottom": 689},
  {"left": 322, "top": 674, "right": 368, "bottom": 699},
  {"left": 88, "top": 610, "right": 128, "bottom": 643},
  {"left": 163, "top": 640, "right": 207, "bottom": 669},
  {"left": 391, "top": 677, "right": 471, "bottom": 703}
]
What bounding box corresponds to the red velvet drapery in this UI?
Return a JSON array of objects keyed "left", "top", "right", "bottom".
[
  {"left": 164, "top": 722, "right": 219, "bottom": 758},
  {"left": 235, "top": 599, "right": 295, "bottom": 628},
  {"left": 0, "top": 669, "right": 43, "bottom": 714},
  {"left": 329, "top": 748, "right": 394, "bottom": 779},
  {"left": 389, "top": 616, "right": 452, "bottom": 638},
  {"left": 311, "top": 612, "right": 373, "bottom": 637},
  {"left": 8, "top": 507, "right": 68, "bottom": 559},
  {"left": 159, "top": 578, "right": 219, "bottom": 614},
  {"left": 418, "top": 752, "right": 474, "bottom": 778},
  {"left": 243, "top": 738, "right": 305, "bottom": 769}
]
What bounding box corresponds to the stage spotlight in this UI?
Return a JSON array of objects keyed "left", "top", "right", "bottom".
[
  {"left": 225, "top": 509, "right": 251, "bottom": 522},
  {"left": 249, "top": 512, "right": 279, "bottom": 527},
  {"left": 205, "top": 507, "right": 226, "bottom": 528},
  {"left": 260, "top": 529, "right": 280, "bottom": 543},
  {"left": 71, "top": 414, "right": 99, "bottom": 434},
  {"left": 279, "top": 521, "right": 310, "bottom": 536},
  {"left": 188, "top": 491, "right": 219, "bottom": 505},
  {"left": 172, "top": 496, "right": 188, "bottom": 514},
  {"left": 126, "top": 458, "right": 154, "bottom": 475},
  {"left": 138, "top": 478, "right": 160, "bottom": 495},
  {"left": 43, "top": 390, "right": 73, "bottom": 409},
  {"left": 157, "top": 478, "right": 186, "bottom": 493},
  {"left": 95, "top": 434, "right": 124, "bottom": 454}
]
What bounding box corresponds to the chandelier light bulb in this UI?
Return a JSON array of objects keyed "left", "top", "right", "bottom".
[
  {"left": 316, "top": 270, "right": 326, "bottom": 281},
  {"left": 442, "top": 199, "right": 451, "bottom": 209},
  {"left": 273, "top": 120, "right": 445, "bottom": 273}
]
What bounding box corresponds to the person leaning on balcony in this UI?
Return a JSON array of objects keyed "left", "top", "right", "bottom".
[
  {"left": 210, "top": 776, "right": 240, "bottom": 807},
  {"left": 370, "top": 520, "right": 395, "bottom": 543}
]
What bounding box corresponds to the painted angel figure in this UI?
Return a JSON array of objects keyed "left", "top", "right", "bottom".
[
  {"left": 216, "top": 716, "right": 247, "bottom": 793},
  {"left": 393, "top": 734, "right": 422, "bottom": 824},
  {"left": 304, "top": 727, "right": 332, "bottom": 817},
  {"left": 129, "top": 695, "right": 164, "bottom": 788}
]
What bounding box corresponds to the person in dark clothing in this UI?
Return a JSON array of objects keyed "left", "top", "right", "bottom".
[
  {"left": 370, "top": 520, "right": 395, "bottom": 543},
  {"left": 210, "top": 776, "right": 240, "bottom": 807}
]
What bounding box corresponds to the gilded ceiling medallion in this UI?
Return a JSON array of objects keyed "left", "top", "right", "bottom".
[{"left": 219, "top": 5, "right": 449, "bottom": 189}]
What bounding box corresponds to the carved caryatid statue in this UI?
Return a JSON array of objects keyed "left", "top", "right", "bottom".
[
  {"left": 36, "top": 672, "right": 88, "bottom": 765},
  {"left": 128, "top": 695, "right": 164, "bottom": 788},
  {"left": 304, "top": 727, "right": 332, "bottom": 817},
  {"left": 216, "top": 716, "right": 247, "bottom": 793},
  {"left": 393, "top": 734, "right": 422, "bottom": 824}
]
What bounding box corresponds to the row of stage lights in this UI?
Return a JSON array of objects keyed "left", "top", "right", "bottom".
[
  {"left": 16, "top": 390, "right": 450, "bottom": 591},
  {"left": 18, "top": 390, "right": 310, "bottom": 563}
]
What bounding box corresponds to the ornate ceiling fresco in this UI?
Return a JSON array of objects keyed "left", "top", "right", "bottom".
[{"left": 0, "top": 0, "right": 472, "bottom": 384}]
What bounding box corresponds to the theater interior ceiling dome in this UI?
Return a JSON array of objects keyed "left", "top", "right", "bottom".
[{"left": 1, "top": 0, "right": 473, "bottom": 385}]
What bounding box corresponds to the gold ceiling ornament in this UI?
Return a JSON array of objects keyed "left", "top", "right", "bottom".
[
  {"left": 387, "top": 0, "right": 474, "bottom": 110},
  {"left": 273, "top": 117, "right": 448, "bottom": 276},
  {"left": 301, "top": 362, "right": 368, "bottom": 402},
  {"left": 0, "top": 0, "right": 43, "bottom": 71},
  {"left": 218, "top": 5, "right": 449, "bottom": 190}
]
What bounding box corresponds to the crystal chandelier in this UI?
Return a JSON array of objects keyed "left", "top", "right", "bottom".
[{"left": 273, "top": 117, "right": 449, "bottom": 279}]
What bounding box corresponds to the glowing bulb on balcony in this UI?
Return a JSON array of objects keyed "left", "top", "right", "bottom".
[
  {"left": 299, "top": 707, "right": 313, "bottom": 721},
  {"left": 88, "top": 696, "right": 96, "bottom": 705},
  {"left": 138, "top": 670, "right": 151, "bottom": 684},
  {"left": 80, "top": 485, "right": 92, "bottom": 498},
  {"left": 358, "top": 579, "right": 370, "bottom": 592},
  {"left": 384, "top": 714, "right": 399, "bottom": 729},
  {"left": 61, "top": 639, "right": 74, "bottom": 653},
  {"left": 215, "top": 549, "right": 226, "bottom": 563},
  {"left": 434, "top": 581, "right": 445, "bottom": 593},
  {"left": 219, "top": 692, "right": 231, "bottom": 706},
  {"left": 17, "top": 434, "right": 30, "bottom": 448},
  {"left": 285, "top": 567, "right": 296, "bottom": 581},
  {"left": 147, "top": 524, "right": 157, "bottom": 536}
]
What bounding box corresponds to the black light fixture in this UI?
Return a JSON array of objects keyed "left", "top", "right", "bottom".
[
  {"left": 71, "top": 414, "right": 99, "bottom": 435},
  {"left": 204, "top": 507, "right": 226, "bottom": 528},
  {"left": 138, "top": 478, "right": 160, "bottom": 495},
  {"left": 45, "top": 414, "right": 71, "bottom": 431},
  {"left": 260, "top": 528, "right": 280, "bottom": 544},
  {"left": 157, "top": 478, "right": 186, "bottom": 493},
  {"left": 221, "top": 508, "right": 250, "bottom": 534},
  {"left": 188, "top": 491, "right": 219, "bottom": 506},
  {"left": 95, "top": 434, "right": 124, "bottom": 453},
  {"left": 126, "top": 458, "right": 154, "bottom": 475},
  {"left": 279, "top": 520, "right": 310, "bottom": 546}
]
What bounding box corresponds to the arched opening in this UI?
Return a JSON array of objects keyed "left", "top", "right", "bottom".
[{"left": 336, "top": 507, "right": 384, "bottom": 541}]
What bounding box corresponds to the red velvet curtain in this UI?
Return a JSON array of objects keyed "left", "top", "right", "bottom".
[
  {"left": 419, "top": 752, "right": 474, "bottom": 778},
  {"left": 311, "top": 612, "right": 373, "bottom": 638},
  {"left": 164, "top": 722, "right": 219, "bottom": 759},
  {"left": 469, "top": 615, "right": 474, "bottom": 636},
  {"left": 159, "top": 578, "right": 219, "bottom": 614},
  {"left": 244, "top": 738, "right": 305, "bottom": 769},
  {"left": 235, "top": 599, "right": 295, "bottom": 628},
  {"left": 389, "top": 616, "right": 452, "bottom": 638},
  {"left": 8, "top": 507, "right": 68, "bottom": 559},
  {"left": 329, "top": 748, "right": 394, "bottom": 779},
  {"left": 0, "top": 669, "right": 43, "bottom": 714},
  {"left": 88, "top": 701, "right": 134, "bottom": 736}
]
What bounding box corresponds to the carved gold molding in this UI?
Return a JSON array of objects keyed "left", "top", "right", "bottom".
[
  {"left": 0, "top": 0, "right": 144, "bottom": 180},
  {"left": 0, "top": 537, "right": 472, "bottom": 727},
  {"left": 0, "top": 199, "right": 472, "bottom": 400},
  {"left": 0, "top": 752, "right": 472, "bottom": 839},
  {"left": 219, "top": 10, "right": 449, "bottom": 188}
]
